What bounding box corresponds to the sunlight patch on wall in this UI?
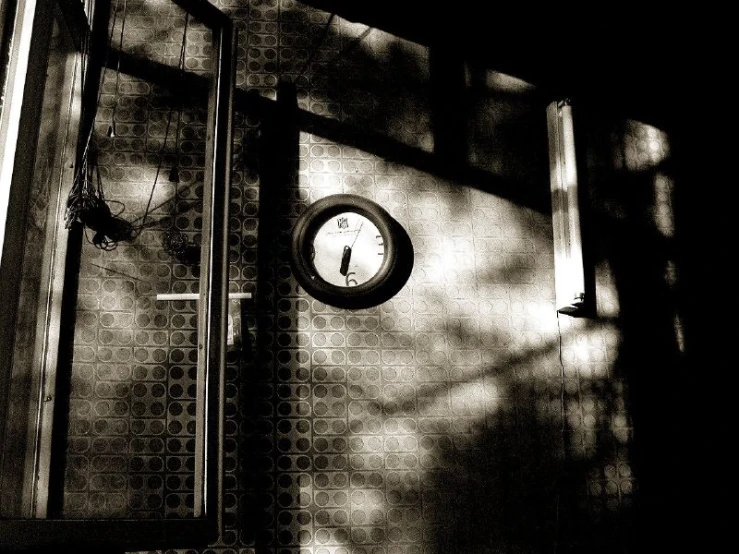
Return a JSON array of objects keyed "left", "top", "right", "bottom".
[
  {"left": 623, "top": 120, "right": 670, "bottom": 172},
  {"left": 294, "top": 476, "right": 313, "bottom": 546},
  {"left": 450, "top": 379, "right": 502, "bottom": 417},
  {"left": 665, "top": 260, "right": 685, "bottom": 354},
  {"left": 595, "top": 261, "right": 621, "bottom": 318},
  {"left": 428, "top": 188, "right": 636, "bottom": 520},
  {"left": 652, "top": 167, "right": 683, "bottom": 353},
  {"left": 609, "top": 413, "right": 630, "bottom": 443},
  {"left": 367, "top": 28, "right": 429, "bottom": 78},
  {"left": 673, "top": 312, "right": 685, "bottom": 354},
  {"left": 653, "top": 166, "right": 683, "bottom": 353},
  {"left": 336, "top": 16, "right": 373, "bottom": 41},
  {"left": 562, "top": 342, "right": 604, "bottom": 374},
  {"left": 653, "top": 172, "right": 675, "bottom": 239},
  {"left": 119, "top": 168, "right": 176, "bottom": 218},
  {"left": 480, "top": 70, "right": 536, "bottom": 93}
]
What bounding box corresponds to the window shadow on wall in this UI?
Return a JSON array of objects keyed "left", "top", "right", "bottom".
[
  {"left": 226, "top": 6, "right": 686, "bottom": 554},
  {"left": 578, "top": 112, "right": 688, "bottom": 552},
  {"left": 83, "top": 4, "right": 690, "bottom": 551}
]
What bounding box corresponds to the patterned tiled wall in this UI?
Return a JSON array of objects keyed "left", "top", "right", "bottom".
[
  {"left": 55, "top": 1, "right": 682, "bottom": 553},
  {"left": 63, "top": 0, "right": 213, "bottom": 518}
]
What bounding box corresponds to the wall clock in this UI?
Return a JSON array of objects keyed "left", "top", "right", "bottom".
[{"left": 290, "top": 194, "right": 413, "bottom": 309}]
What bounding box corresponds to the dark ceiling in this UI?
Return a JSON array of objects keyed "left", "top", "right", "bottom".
[{"left": 300, "top": 1, "right": 692, "bottom": 133}]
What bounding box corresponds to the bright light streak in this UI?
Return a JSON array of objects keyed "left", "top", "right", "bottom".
[{"left": 485, "top": 70, "right": 536, "bottom": 93}]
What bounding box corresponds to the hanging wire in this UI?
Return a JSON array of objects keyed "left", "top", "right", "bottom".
[
  {"left": 169, "top": 11, "right": 190, "bottom": 184},
  {"left": 66, "top": 2, "right": 192, "bottom": 251},
  {"left": 129, "top": 10, "right": 190, "bottom": 238},
  {"left": 78, "top": 0, "right": 122, "bottom": 175},
  {"left": 128, "top": 100, "right": 175, "bottom": 236},
  {"left": 556, "top": 312, "right": 568, "bottom": 458},
  {"left": 553, "top": 310, "right": 570, "bottom": 554},
  {"left": 64, "top": 0, "right": 152, "bottom": 251},
  {"left": 108, "top": 0, "right": 128, "bottom": 137},
  {"left": 65, "top": 0, "right": 122, "bottom": 230}
]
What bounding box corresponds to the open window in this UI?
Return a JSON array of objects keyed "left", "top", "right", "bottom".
[{"left": 0, "top": 0, "right": 235, "bottom": 549}]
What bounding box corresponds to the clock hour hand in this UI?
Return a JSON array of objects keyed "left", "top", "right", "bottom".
[
  {"left": 340, "top": 221, "right": 363, "bottom": 276},
  {"left": 340, "top": 245, "right": 351, "bottom": 276}
]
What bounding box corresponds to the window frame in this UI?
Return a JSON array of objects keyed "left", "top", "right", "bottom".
[{"left": 0, "top": 0, "right": 236, "bottom": 548}]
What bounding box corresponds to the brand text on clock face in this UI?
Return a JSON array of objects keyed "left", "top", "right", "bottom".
[{"left": 312, "top": 212, "right": 385, "bottom": 287}]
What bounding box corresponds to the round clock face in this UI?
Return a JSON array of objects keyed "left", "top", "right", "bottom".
[
  {"left": 290, "top": 194, "right": 413, "bottom": 309},
  {"left": 311, "top": 211, "right": 385, "bottom": 288}
]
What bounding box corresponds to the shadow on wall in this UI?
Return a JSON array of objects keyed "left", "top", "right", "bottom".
[
  {"left": 580, "top": 114, "right": 687, "bottom": 552},
  {"left": 0, "top": 0, "right": 683, "bottom": 546},
  {"left": 62, "top": 2, "right": 685, "bottom": 551},
  {"left": 233, "top": 4, "right": 551, "bottom": 214},
  {"left": 230, "top": 6, "right": 684, "bottom": 554}
]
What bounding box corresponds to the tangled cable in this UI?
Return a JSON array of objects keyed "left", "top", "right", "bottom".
[
  {"left": 65, "top": 2, "right": 191, "bottom": 252},
  {"left": 65, "top": 154, "right": 134, "bottom": 250}
]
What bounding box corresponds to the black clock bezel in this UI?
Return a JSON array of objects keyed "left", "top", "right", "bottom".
[{"left": 289, "top": 194, "right": 413, "bottom": 309}]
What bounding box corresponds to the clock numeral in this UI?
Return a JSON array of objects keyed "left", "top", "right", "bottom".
[
  {"left": 345, "top": 271, "right": 358, "bottom": 287},
  {"left": 337, "top": 216, "right": 349, "bottom": 230},
  {"left": 375, "top": 234, "right": 383, "bottom": 246}
]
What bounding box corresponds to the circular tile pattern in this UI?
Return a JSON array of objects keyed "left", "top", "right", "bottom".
[{"left": 53, "top": 7, "right": 634, "bottom": 553}]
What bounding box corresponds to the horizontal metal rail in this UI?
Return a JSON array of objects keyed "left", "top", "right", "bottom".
[{"left": 157, "top": 292, "right": 252, "bottom": 301}]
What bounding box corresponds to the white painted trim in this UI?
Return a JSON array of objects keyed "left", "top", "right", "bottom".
[
  {"left": 156, "top": 292, "right": 252, "bottom": 301},
  {"left": 0, "top": 0, "right": 38, "bottom": 264}
]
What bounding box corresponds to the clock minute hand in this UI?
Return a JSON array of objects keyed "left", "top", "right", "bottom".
[{"left": 349, "top": 220, "right": 364, "bottom": 248}]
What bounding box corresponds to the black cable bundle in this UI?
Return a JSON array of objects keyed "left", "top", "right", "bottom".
[
  {"left": 64, "top": 156, "right": 133, "bottom": 250},
  {"left": 64, "top": 0, "right": 136, "bottom": 251},
  {"left": 64, "top": 2, "right": 196, "bottom": 253},
  {"left": 161, "top": 229, "right": 200, "bottom": 266}
]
